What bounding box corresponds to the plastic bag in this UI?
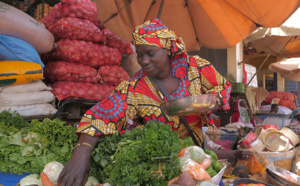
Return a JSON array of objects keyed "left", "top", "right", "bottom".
[
  {"left": 178, "top": 146, "right": 206, "bottom": 164},
  {"left": 233, "top": 151, "right": 268, "bottom": 177},
  {"left": 179, "top": 157, "right": 211, "bottom": 181},
  {"left": 0, "top": 35, "right": 44, "bottom": 67}
]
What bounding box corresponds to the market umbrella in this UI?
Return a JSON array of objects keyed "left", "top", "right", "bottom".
[
  {"left": 96, "top": 0, "right": 300, "bottom": 51},
  {"left": 269, "top": 58, "right": 300, "bottom": 81},
  {"left": 244, "top": 7, "right": 300, "bottom": 58}
]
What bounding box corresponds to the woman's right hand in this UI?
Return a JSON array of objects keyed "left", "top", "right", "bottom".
[{"left": 58, "top": 146, "right": 91, "bottom": 186}]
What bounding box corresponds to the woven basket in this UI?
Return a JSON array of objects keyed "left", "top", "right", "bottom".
[{"left": 260, "top": 149, "right": 296, "bottom": 171}]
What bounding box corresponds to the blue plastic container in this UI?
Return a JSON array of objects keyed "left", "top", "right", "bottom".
[{"left": 0, "top": 171, "right": 31, "bottom": 186}]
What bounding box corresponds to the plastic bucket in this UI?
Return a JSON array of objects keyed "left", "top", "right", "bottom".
[
  {"left": 240, "top": 131, "right": 257, "bottom": 149},
  {"left": 0, "top": 171, "right": 31, "bottom": 186},
  {"left": 264, "top": 131, "right": 289, "bottom": 152},
  {"left": 280, "top": 127, "right": 300, "bottom": 146}
]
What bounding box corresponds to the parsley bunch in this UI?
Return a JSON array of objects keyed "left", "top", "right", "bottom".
[{"left": 91, "top": 121, "right": 193, "bottom": 186}]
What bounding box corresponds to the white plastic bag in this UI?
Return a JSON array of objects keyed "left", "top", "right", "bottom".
[
  {"left": 0, "top": 80, "right": 51, "bottom": 93},
  {"left": 0, "top": 91, "right": 55, "bottom": 106},
  {"left": 0, "top": 103, "right": 57, "bottom": 116}
]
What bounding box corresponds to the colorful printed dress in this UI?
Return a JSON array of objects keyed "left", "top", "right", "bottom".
[{"left": 77, "top": 56, "right": 231, "bottom": 145}]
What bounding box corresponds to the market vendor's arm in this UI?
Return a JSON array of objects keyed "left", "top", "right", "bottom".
[
  {"left": 211, "top": 148, "right": 254, "bottom": 160},
  {"left": 58, "top": 81, "right": 138, "bottom": 186},
  {"left": 58, "top": 134, "right": 100, "bottom": 186}
]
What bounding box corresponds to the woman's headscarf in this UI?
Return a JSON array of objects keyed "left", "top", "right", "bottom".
[
  {"left": 235, "top": 99, "right": 250, "bottom": 123},
  {"left": 131, "top": 19, "right": 190, "bottom": 79}
]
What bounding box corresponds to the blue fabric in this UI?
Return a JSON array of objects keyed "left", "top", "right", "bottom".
[
  {"left": 219, "top": 179, "right": 225, "bottom": 186},
  {"left": 290, "top": 108, "right": 300, "bottom": 120},
  {"left": 0, "top": 35, "right": 44, "bottom": 68}
]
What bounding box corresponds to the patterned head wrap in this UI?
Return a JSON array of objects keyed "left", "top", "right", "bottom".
[{"left": 132, "top": 19, "right": 190, "bottom": 79}]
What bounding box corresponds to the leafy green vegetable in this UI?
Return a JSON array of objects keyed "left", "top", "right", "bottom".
[
  {"left": 204, "top": 149, "right": 218, "bottom": 161},
  {"left": 91, "top": 121, "right": 186, "bottom": 186},
  {"left": 0, "top": 115, "right": 78, "bottom": 175},
  {"left": 0, "top": 110, "right": 29, "bottom": 129}
]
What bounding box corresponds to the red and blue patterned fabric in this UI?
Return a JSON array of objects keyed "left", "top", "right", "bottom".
[{"left": 77, "top": 19, "right": 231, "bottom": 145}]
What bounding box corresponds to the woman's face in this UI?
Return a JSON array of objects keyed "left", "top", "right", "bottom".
[
  {"left": 239, "top": 100, "right": 247, "bottom": 108},
  {"left": 135, "top": 44, "right": 170, "bottom": 78}
]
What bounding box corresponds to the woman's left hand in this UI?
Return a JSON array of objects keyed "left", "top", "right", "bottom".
[{"left": 235, "top": 150, "right": 253, "bottom": 160}]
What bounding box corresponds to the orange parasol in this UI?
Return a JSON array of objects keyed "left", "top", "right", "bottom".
[
  {"left": 269, "top": 58, "right": 300, "bottom": 81},
  {"left": 96, "top": 0, "right": 300, "bottom": 51},
  {"left": 245, "top": 7, "right": 300, "bottom": 58}
]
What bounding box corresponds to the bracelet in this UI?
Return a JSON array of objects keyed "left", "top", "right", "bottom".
[{"left": 74, "top": 142, "right": 93, "bottom": 150}]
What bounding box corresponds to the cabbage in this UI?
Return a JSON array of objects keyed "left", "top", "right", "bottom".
[
  {"left": 85, "top": 176, "right": 100, "bottom": 186},
  {"left": 43, "top": 161, "right": 64, "bottom": 185},
  {"left": 19, "top": 174, "right": 42, "bottom": 186}
]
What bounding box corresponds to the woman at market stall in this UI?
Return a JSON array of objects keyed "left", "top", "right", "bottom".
[
  {"left": 58, "top": 19, "right": 253, "bottom": 186},
  {"left": 230, "top": 99, "right": 256, "bottom": 128}
]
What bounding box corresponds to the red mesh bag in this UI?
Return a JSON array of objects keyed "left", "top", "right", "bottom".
[
  {"left": 265, "top": 91, "right": 298, "bottom": 103},
  {"left": 50, "top": 39, "right": 121, "bottom": 68},
  {"left": 41, "top": 0, "right": 101, "bottom": 29},
  {"left": 44, "top": 61, "right": 101, "bottom": 83},
  {"left": 49, "top": 17, "right": 105, "bottom": 42},
  {"left": 99, "top": 65, "right": 130, "bottom": 86},
  {"left": 51, "top": 81, "right": 115, "bottom": 101},
  {"left": 103, "top": 28, "right": 134, "bottom": 54}
]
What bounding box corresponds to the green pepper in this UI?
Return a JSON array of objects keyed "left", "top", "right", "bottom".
[
  {"left": 206, "top": 165, "right": 217, "bottom": 177},
  {"left": 203, "top": 149, "right": 218, "bottom": 161},
  {"left": 212, "top": 160, "right": 223, "bottom": 172}
]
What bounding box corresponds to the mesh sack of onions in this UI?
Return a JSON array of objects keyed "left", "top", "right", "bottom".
[
  {"left": 44, "top": 61, "right": 101, "bottom": 83},
  {"left": 41, "top": 0, "right": 101, "bottom": 29},
  {"left": 98, "top": 65, "right": 130, "bottom": 86},
  {"left": 49, "top": 17, "right": 104, "bottom": 42},
  {"left": 51, "top": 81, "right": 115, "bottom": 101},
  {"left": 50, "top": 39, "right": 121, "bottom": 68},
  {"left": 103, "top": 28, "right": 134, "bottom": 54}
]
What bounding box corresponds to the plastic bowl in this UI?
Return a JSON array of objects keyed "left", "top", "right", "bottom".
[{"left": 161, "top": 94, "right": 217, "bottom": 116}]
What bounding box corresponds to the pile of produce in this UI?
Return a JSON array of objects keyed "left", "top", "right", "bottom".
[
  {"left": 265, "top": 91, "right": 297, "bottom": 110},
  {"left": 0, "top": 111, "right": 78, "bottom": 174},
  {"left": 41, "top": 0, "right": 132, "bottom": 102},
  {"left": 90, "top": 121, "right": 194, "bottom": 185}
]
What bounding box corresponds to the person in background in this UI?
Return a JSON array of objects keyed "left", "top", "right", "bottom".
[
  {"left": 58, "top": 19, "right": 251, "bottom": 186},
  {"left": 290, "top": 109, "right": 300, "bottom": 126},
  {"left": 230, "top": 99, "right": 256, "bottom": 128},
  {"left": 270, "top": 104, "right": 279, "bottom": 113}
]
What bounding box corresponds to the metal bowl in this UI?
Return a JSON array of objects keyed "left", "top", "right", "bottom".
[
  {"left": 267, "top": 166, "right": 300, "bottom": 186},
  {"left": 161, "top": 94, "right": 217, "bottom": 116}
]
